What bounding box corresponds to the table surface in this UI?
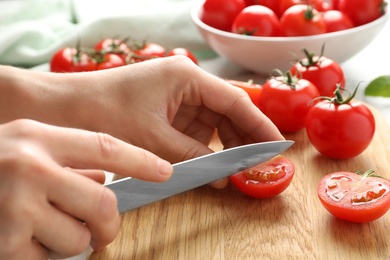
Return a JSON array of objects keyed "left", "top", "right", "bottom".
[{"left": 68, "top": 11, "right": 390, "bottom": 260}]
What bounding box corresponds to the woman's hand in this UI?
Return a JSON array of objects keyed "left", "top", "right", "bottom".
[
  {"left": 0, "top": 119, "right": 172, "bottom": 259},
  {"left": 73, "top": 57, "right": 282, "bottom": 155}
]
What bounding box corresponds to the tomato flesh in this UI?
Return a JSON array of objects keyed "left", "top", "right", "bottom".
[
  {"left": 230, "top": 155, "right": 294, "bottom": 198},
  {"left": 318, "top": 172, "right": 390, "bottom": 223}
]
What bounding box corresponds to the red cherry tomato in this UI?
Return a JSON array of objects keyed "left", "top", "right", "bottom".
[
  {"left": 94, "top": 38, "right": 130, "bottom": 62},
  {"left": 167, "top": 48, "right": 198, "bottom": 65},
  {"left": 280, "top": 4, "right": 327, "bottom": 36},
  {"left": 337, "top": 0, "right": 386, "bottom": 26},
  {"left": 232, "top": 5, "right": 281, "bottom": 36},
  {"left": 200, "top": 0, "right": 246, "bottom": 31},
  {"left": 317, "top": 170, "right": 390, "bottom": 223},
  {"left": 96, "top": 53, "right": 126, "bottom": 70},
  {"left": 256, "top": 0, "right": 281, "bottom": 17},
  {"left": 322, "top": 10, "right": 354, "bottom": 33},
  {"left": 290, "top": 49, "right": 346, "bottom": 97},
  {"left": 225, "top": 79, "right": 262, "bottom": 108},
  {"left": 306, "top": 86, "right": 375, "bottom": 159},
  {"left": 131, "top": 42, "right": 166, "bottom": 63},
  {"left": 279, "top": 0, "right": 332, "bottom": 16},
  {"left": 230, "top": 155, "right": 295, "bottom": 199},
  {"left": 50, "top": 47, "right": 97, "bottom": 73},
  {"left": 258, "top": 71, "right": 319, "bottom": 133}
]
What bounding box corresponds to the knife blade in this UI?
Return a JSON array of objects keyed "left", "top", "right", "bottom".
[{"left": 106, "top": 140, "right": 294, "bottom": 213}]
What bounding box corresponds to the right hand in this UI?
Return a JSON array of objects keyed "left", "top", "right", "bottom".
[{"left": 0, "top": 119, "right": 172, "bottom": 259}]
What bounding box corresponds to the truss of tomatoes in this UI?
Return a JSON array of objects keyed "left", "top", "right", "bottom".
[
  {"left": 50, "top": 38, "right": 198, "bottom": 73},
  {"left": 200, "top": 0, "right": 386, "bottom": 37},
  {"left": 230, "top": 155, "right": 295, "bottom": 198},
  {"left": 317, "top": 170, "right": 390, "bottom": 223}
]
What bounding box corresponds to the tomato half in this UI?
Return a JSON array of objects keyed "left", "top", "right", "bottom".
[
  {"left": 290, "top": 50, "right": 346, "bottom": 97},
  {"left": 50, "top": 47, "right": 97, "bottom": 73},
  {"left": 167, "top": 48, "right": 198, "bottom": 65},
  {"left": 258, "top": 72, "right": 319, "bottom": 133},
  {"left": 280, "top": 4, "right": 327, "bottom": 36},
  {"left": 225, "top": 79, "right": 262, "bottom": 108},
  {"left": 317, "top": 171, "right": 390, "bottom": 223},
  {"left": 231, "top": 5, "right": 281, "bottom": 36},
  {"left": 230, "top": 155, "right": 295, "bottom": 198},
  {"left": 200, "top": 0, "right": 246, "bottom": 31},
  {"left": 306, "top": 100, "right": 375, "bottom": 159}
]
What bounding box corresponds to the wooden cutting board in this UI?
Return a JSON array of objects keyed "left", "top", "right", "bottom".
[{"left": 89, "top": 105, "right": 390, "bottom": 260}]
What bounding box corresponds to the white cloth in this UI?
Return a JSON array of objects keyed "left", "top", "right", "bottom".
[{"left": 0, "top": 0, "right": 208, "bottom": 67}]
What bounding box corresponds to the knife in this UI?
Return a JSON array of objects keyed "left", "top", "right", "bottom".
[{"left": 106, "top": 140, "right": 294, "bottom": 213}]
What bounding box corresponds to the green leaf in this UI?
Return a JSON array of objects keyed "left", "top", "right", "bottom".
[{"left": 365, "top": 76, "right": 390, "bottom": 97}]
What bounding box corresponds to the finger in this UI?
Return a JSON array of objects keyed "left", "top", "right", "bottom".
[
  {"left": 190, "top": 70, "right": 284, "bottom": 142},
  {"left": 46, "top": 164, "right": 120, "bottom": 252},
  {"left": 66, "top": 168, "right": 106, "bottom": 184},
  {"left": 33, "top": 202, "right": 91, "bottom": 258},
  {"left": 32, "top": 122, "right": 173, "bottom": 182}
]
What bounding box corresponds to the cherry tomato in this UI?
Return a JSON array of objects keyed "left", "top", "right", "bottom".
[
  {"left": 306, "top": 85, "right": 375, "bottom": 159},
  {"left": 200, "top": 0, "right": 246, "bottom": 31},
  {"left": 232, "top": 5, "right": 281, "bottom": 36},
  {"left": 225, "top": 79, "right": 262, "bottom": 108},
  {"left": 131, "top": 42, "right": 166, "bottom": 63},
  {"left": 167, "top": 48, "right": 198, "bottom": 65},
  {"left": 290, "top": 48, "right": 345, "bottom": 97},
  {"left": 50, "top": 47, "right": 97, "bottom": 73},
  {"left": 322, "top": 10, "right": 354, "bottom": 33},
  {"left": 96, "top": 53, "right": 126, "bottom": 70},
  {"left": 280, "top": 4, "right": 327, "bottom": 36},
  {"left": 258, "top": 71, "right": 319, "bottom": 133},
  {"left": 256, "top": 0, "right": 281, "bottom": 17},
  {"left": 279, "top": 0, "right": 332, "bottom": 15},
  {"left": 230, "top": 155, "right": 295, "bottom": 199},
  {"left": 337, "top": 0, "right": 386, "bottom": 26},
  {"left": 317, "top": 170, "right": 390, "bottom": 223},
  {"left": 94, "top": 38, "right": 130, "bottom": 63}
]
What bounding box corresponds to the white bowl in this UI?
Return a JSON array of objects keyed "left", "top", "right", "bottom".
[{"left": 191, "top": 2, "right": 389, "bottom": 75}]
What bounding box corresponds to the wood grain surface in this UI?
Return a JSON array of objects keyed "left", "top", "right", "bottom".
[{"left": 89, "top": 106, "right": 390, "bottom": 260}]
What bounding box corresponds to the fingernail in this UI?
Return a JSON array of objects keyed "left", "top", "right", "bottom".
[{"left": 158, "top": 159, "right": 173, "bottom": 176}]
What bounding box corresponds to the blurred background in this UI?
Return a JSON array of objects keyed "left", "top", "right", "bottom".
[{"left": 0, "top": 0, "right": 208, "bottom": 68}]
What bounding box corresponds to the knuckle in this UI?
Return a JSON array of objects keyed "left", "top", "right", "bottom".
[{"left": 95, "top": 132, "right": 119, "bottom": 159}]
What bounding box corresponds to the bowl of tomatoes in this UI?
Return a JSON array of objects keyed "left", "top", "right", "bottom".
[{"left": 191, "top": 0, "right": 389, "bottom": 75}]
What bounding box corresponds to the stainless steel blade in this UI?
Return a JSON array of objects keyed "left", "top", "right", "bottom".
[{"left": 106, "top": 140, "right": 294, "bottom": 213}]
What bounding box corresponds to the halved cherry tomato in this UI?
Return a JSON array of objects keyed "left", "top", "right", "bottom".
[
  {"left": 167, "top": 48, "right": 198, "bottom": 65},
  {"left": 280, "top": 4, "right": 326, "bottom": 36},
  {"left": 232, "top": 5, "right": 281, "bottom": 36},
  {"left": 225, "top": 79, "right": 262, "bottom": 108},
  {"left": 317, "top": 170, "right": 390, "bottom": 223},
  {"left": 50, "top": 47, "right": 97, "bottom": 73},
  {"left": 230, "top": 155, "right": 295, "bottom": 198},
  {"left": 258, "top": 71, "right": 319, "bottom": 133},
  {"left": 290, "top": 48, "right": 345, "bottom": 97}
]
